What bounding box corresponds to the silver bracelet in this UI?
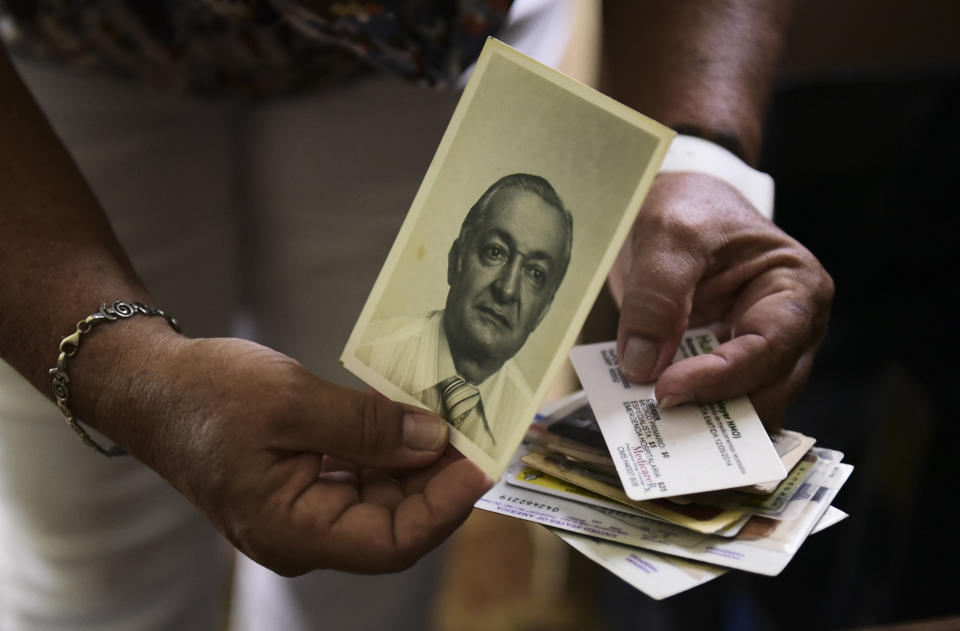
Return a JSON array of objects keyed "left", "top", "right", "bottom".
[{"left": 49, "top": 300, "right": 181, "bottom": 457}]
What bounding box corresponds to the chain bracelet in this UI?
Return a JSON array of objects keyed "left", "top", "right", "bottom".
[{"left": 49, "top": 300, "right": 181, "bottom": 457}]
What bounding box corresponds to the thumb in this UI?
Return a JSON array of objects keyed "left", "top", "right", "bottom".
[
  {"left": 285, "top": 381, "right": 450, "bottom": 470},
  {"left": 614, "top": 228, "right": 705, "bottom": 384}
]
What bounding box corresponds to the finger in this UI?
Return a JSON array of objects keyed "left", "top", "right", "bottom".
[
  {"left": 396, "top": 446, "right": 465, "bottom": 495},
  {"left": 616, "top": 236, "right": 703, "bottom": 383},
  {"left": 655, "top": 334, "right": 760, "bottom": 401},
  {"left": 234, "top": 472, "right": 363, "bottom": 576},
  {"left": 359, "top": 468, "right": 405, "bottom": 509},
  {"left": 390, "top": 458, "right": 493, "bottom": 565},
  {"left": 614, "top": 178, "right": 715, "bottom": 383},
  {"left": 654, "top": 323, "right": 820, "bottom": 416},
  {"left": 654, "top": 331, "right": 800, "bottom": 407},
  {"left": 294, "top": 457, "right": 491, "bottom": 574},
  {"left": 280, "top": 381, "right": 450, "bottom": 471},
  {"left": 655, "top": 263, "right": 829, "bottom": 402}
]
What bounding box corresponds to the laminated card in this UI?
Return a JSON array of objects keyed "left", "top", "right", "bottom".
[{"left": 569, "top": 330, "right": 787, "bottom": 501}]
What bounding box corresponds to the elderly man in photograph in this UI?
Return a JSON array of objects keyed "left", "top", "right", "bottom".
[{"left": 357, "top": 173, "right": 573, "bottom": 460}]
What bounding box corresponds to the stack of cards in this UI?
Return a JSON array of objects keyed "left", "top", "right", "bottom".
[
  {"left": 475, "top": 330, "right": 853, "bottom": 600},
  {"left": 332, "top": 36, "right": 851, "bottom": 600}
]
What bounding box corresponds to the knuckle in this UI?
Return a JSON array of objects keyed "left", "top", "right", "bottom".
[
  {"left": 788, "top": 252, "right": 835, "bottom": 335},
  {"left": 763, "top": 332, "right": 795, "bottom": 373},
  {"left": 791, "top": 246, "right": 835, "bottom": 307},
  {"left": 638, "top": 206, "right": 705, "bottom": 254},
  {"left": 816, "top": 268, "right": 836, "bottom": 306},
  {"left": 256, "top": 361, "right": 314, "bottom": 446}
]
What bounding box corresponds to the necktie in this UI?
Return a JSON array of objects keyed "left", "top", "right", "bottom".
[{"left": 439, "top": 376, "right": 482, "bottom": 429}]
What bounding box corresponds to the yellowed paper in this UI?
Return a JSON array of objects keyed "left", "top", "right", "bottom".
[{"left": 340, "top": 38, "right": 674, "bottom": 478}]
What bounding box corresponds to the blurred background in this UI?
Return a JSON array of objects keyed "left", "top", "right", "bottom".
[{"left": 431, "top": 1, "right": 960, "bottom": 629}]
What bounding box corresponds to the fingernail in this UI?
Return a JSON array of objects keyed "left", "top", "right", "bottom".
[
  {"left": 659, "top": 393, "right": 692, "bottom": 409},
  {"left": 621, "top": 336, "right": 659, "bottom": 380},
  {"left": 403, "top": 413, "right": 448, "bottom": 451}
]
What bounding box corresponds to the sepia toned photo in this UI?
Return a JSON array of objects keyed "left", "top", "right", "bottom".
[{"left": 341, "top": 39, "right": 674, "bottom": 477}]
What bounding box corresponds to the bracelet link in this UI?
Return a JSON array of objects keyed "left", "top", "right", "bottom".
[
  {"left": 59, "top": 329, "right": 83, "bottom": 358},
  {"left": 50, "top": 367, "right": 70, "bottom": 400},
  {"left": 49, "top": 300, "right": 181, "bottom": 457}
]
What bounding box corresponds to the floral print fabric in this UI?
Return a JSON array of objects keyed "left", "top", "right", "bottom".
[{"left": 0, "top": 0, "right": 512, "bottom": 95}]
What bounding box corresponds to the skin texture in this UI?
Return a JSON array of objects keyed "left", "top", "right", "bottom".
[
  {"left": 604, "top": 0, "right": 794, "bottom": 166},
  {"left": 106, "top": 330, "right": 493, "bottom": 575},
  {"left": 609, "top": 173, "right": 833, "bottom": 428},
  {"left": 443, "top": 188, "right": 570, "bottom": 384}
]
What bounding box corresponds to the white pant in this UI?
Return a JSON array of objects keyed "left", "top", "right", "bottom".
[{"left": 0, "top": 58, "right": 459, "bottom": 630}]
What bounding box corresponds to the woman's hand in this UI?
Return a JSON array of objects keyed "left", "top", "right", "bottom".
[{"left": 79, "top": 327, "right": 492, "bottom": 575}]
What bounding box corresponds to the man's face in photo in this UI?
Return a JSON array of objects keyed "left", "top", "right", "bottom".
[{"left": 445, "top": 186, "right": 569, "bottom": 366}]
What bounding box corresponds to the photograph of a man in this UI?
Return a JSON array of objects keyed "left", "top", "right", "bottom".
[
  {"left": 356, "top": 173, "right": 573, "bottom": 460},
  {"left": 345, "top": 40, "right": 672, "bottom": 477}
]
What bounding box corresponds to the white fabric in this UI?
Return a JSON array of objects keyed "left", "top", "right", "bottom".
[
  {"left": 499, "top": 0, "right": 578, "bottom": 69},
  {"left": 0, "top": 362, "right": 231, "bottom": 631},
  {"left": 458, "top": 0, "right": 582, "bottom": 86},
  {"left": 659, "top": 134, "right": 776, "bottom": 220}
]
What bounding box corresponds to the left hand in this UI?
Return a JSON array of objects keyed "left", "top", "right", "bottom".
[
  {"left": 608, "top": 172, "right": 834, "bottom": 428},
  {"left": 77, "top": 329, "right": 492, "bottom": 576}
]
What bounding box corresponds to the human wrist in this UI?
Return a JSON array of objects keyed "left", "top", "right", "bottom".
[
  {"left": 658, "top": 134, "right": 775, "bottom": 221},
  {"left": 62, "top": 304, "right": 186, "bottom": 454}
]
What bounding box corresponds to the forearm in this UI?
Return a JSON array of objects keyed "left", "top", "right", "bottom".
[
  {"left": 0, "top": 49, "right": 160, "bottom": 422},
  {"left": 602, "top": 0, "right": 793, "bottom": 165}
]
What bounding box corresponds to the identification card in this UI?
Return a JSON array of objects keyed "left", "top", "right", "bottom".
[
  {"left": 475, "top": 450, "right": 852, "bottom": 575},
  {"left": 568, "top": 330, "right": 786, "bottom": 500}
]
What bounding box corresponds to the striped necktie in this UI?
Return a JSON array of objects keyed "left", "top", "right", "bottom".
[{"left": 439, "top": 376, "right": 482, "bottom": 429}]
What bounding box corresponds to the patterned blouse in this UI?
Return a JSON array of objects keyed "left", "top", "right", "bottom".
[{"left": 0, "top": 0, "right": 513, "bottom": 95}]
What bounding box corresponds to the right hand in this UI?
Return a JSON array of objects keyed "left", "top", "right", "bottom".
[
  {"left": 81, "top": 326, "right": 492, "bottom": 576},
  {"left": 609, "top": 172, "right": 834, "bottom": 429}
]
